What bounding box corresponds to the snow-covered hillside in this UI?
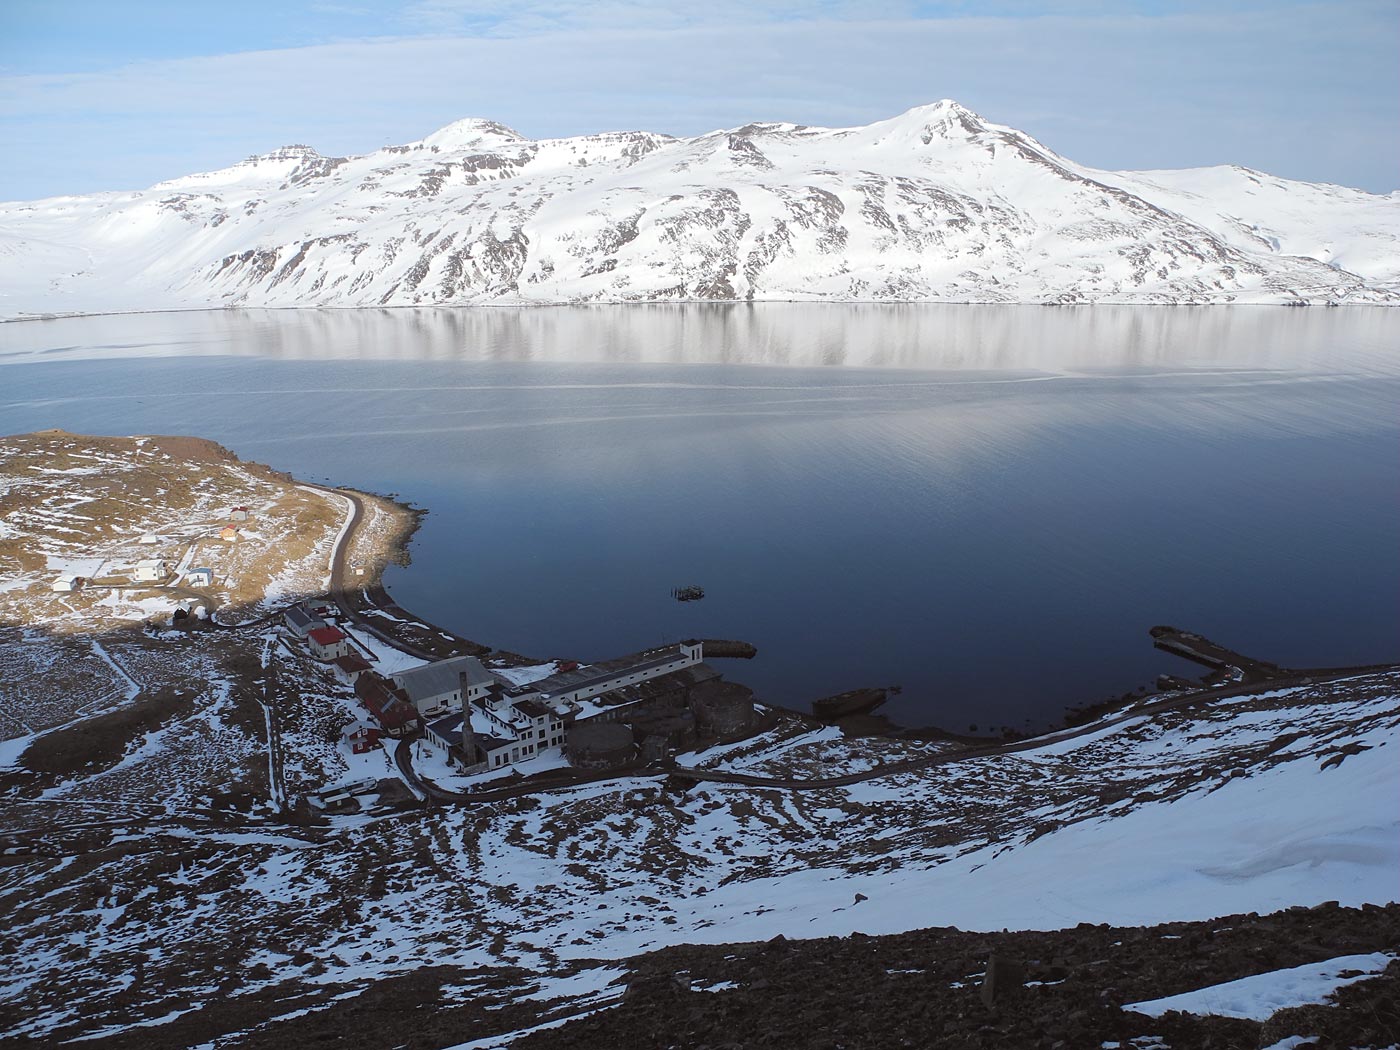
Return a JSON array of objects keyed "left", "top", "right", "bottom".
[
  {"left": 4, "top": 667, "right": 1396, "bottom": 1043},
  {"left": 2, "top": 101, "right": 1397, "bottom": 319}
]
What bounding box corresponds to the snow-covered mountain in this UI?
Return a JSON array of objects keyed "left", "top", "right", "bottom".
[{"left": 2, "top": 100, "right": 1398, "bottom": 319}]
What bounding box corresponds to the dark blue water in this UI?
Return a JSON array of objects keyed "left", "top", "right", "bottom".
[{"left": 2, "top": 305, "right": 1397, "bottom": 729}]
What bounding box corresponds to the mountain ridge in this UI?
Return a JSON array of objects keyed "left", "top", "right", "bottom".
[{"left": 2, "top": 100, "right": 1397, "bottom": 319}]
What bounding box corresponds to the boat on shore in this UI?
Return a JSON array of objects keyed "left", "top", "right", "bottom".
[{"left": 811, "top": 686, "right": 889, "bottom": 721}]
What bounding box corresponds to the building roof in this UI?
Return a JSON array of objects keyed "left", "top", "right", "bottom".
[
  {"left": 536, "top": 645, "right": 693, "bottom": 699},
  {"left": 477, "top": 733, "right": 514, "bottom": 753},
  {"left": 513, "top": 698, "right": 552, "bottom": 720},
  {"left": 572, "top": 663, "right": 718, "bottom": 721},
  {"left": 284, "top": 605, "right": 324, "bottom": 631},
  {"left": 355, "top": 674, "right": 417, "bottom": 729},
  {"left": 333, "top": 654, "right": 372, "bottom": 673},
  {"left": 428, "top": 711, "right": 466, "bottom": 739},
  {"left": 393, "top": 655, "right": 495, "bottom": 702},
  {"left": 308, "top": 625, "right": 347, "bottom": 646},
  {"left": 134, "top": 558, "right": 167, "bottom": 569}
]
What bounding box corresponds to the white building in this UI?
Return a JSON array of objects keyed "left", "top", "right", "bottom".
[
  {"left": 425, "top": 702, "right": 563, "bottom": 774},
  {"left": 416, "top": 643, "right": 703, "bottom": 776},
  {"left": 132, "top": 559, "right": 170, "bottom": 583},
  {"left": 392, "top": 655, "right": 498, "bottom": 718},
  {"left": 331, "top": 654, "right": 373, "bottom": 686},
  {"left": 308, "top": 625, "right": 352, "bottom": 661},
  {"left": 283, "top": 604, "right": 327, "bottom": 639},
  {"left": 511, "top": 697, "right": 567, "bottom": 752},
  {"left": 185, "top": 568, "right": 214, "bottom": 589},
  {"left": 51, "top": 574, "right": 81, "bottom": 593},
  {"left": 533, "top": 641, "right": 704, "bottom": 716}
]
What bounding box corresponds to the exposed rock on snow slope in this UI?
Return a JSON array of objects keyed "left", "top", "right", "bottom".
[{"left": 1, "top": 101, "right": 1397, "bottom": 319}]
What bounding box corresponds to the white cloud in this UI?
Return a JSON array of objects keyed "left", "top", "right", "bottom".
[
  {"left": 400, "top": 0, "right": 921, "bottom": 35},
  {"left": 1, "top": 3, "right": 1396, "bottom": 201}
]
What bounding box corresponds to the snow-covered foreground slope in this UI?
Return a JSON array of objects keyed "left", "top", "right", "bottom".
[
  {"left": 4, "top": 669, "right": 1396, "bottom": 1042},
  {"left": 2, "top": 101, "right": 1397, "bottom": 320}
]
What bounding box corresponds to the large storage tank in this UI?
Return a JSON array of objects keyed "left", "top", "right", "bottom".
[{"left": 566, "top": 721, "right": 636, "bottom": 770}]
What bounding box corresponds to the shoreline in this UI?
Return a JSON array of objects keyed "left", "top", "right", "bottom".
[
  {"left": 4, "top": 298, "right": 1396, "bottom": 326},
  {"left": 305, "top": 463, "right": 1398, "bottom": 752},
  {"left": 8, "top": 430, "right": 1394, "bottom": 749}
]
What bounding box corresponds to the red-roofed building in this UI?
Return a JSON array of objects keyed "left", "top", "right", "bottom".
[
  {"left": 354, "top": 674, "right": 419, "bottom": 734},
  {"left": 308, "top": 625, "right": 351, "bottom": 661},
  {"left": 331, "top": 653, "right": 373, "bottom": 685}
]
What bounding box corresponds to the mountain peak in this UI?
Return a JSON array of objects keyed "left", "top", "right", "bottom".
[
  {"left": 854, "top": 100, "right": 995, "bottom": 148},
  {"left": 244, "top": 144, "right": 324, "bottom": 165},
  {"left": 419, "top": 118, "right": 526, "bottom": 152},
  {"left": 895, "top": 99, "right": 987, "bottom": 132}
]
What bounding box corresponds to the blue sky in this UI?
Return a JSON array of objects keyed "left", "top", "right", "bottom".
[{"left": 1, "top": 1, "right": 1396, "bottom": 201}]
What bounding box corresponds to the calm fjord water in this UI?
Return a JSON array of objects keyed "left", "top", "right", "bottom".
[{"left": 2, "top": 305, "right": 1397, "bottom": 729}]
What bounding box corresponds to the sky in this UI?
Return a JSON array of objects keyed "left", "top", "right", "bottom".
[{"left": 1, "top": 0, "right": 1396, "bottom": 202}]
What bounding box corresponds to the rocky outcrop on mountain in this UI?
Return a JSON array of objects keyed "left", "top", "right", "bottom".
[{"left": 2, "top": 101, "right": 1397, "bottom": 318}]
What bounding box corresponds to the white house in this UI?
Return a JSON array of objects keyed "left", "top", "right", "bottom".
[
  {"left": 331, "top": 653, "right": 373, "bottom": 686},
  {"left": 308, "top": 625, "right": 352, "bottom": 661},
  {"left": 132, "top": 559, "right": 170, "bottom": 583},
  {"left": 392, "top": 655, "right": 498, "bottom": 718},
  {"left": 51, "top": 574, "right": 80, "bottom": 593},
  {"left": 185, "top": 568, "right": 214, "bottom": 589},
  {"left": 283, "top": 604, "right": 327, "bottom": 639}
]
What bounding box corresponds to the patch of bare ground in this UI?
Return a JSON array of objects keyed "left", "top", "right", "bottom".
[
  {"left": 0, "top": 430, "right": 400, "bottom": 632},
  {"left": 19, "top": 685, "right": 195, "bottom": 780},
  {"left": 0, "top": 626, "right": 128, "bottom": 735}
]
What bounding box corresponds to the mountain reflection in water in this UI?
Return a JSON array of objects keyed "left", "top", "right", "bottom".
[{"left": 1, "top": 305, "right": 1396, "bottom": 728}]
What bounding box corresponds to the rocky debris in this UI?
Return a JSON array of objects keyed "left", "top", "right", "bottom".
[
  {"left": 1319, "top": 741, "right": 1372, "bottom": 770},
  {"left": 979, "top": 954, "right": 1024, "bottom": 1009},
  {"left": 504, "top": 905, "right": 1400, "bottom": 1050}
]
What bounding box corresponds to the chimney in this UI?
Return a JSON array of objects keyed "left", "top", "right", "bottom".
[{"left": 458, "top": 670, "right": 478, "bottom": 762}]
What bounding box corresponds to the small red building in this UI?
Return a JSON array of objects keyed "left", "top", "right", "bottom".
[{"left": 347, "top": 725, "right": 383, "bottom": 754}]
